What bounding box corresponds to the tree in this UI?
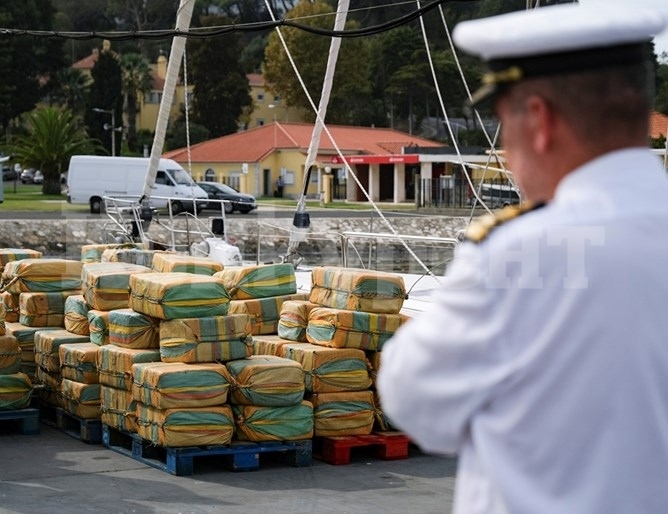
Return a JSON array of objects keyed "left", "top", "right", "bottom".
[
  {"left": 120, "top": 53, "right": 153, "bottom": 153},
  {"left": 10, "top": 107, "right": 104, "bottom": 194},
  {"left": 49, "top": 68, "right": 91, "bottom": 115},
  {"left": 188, "top": 14, "right": 253, "bottom": 137}
]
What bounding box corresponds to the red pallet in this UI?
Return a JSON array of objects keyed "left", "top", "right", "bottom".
[{"left": 317, "top": 431, "right": 409, "bottom": 465}]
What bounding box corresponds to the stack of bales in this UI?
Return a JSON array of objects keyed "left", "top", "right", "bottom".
[
  {"left": 0, "top": 303, "right": 33, "bottom": 411},
  {"left": 80, "top": 243, "right": 148, "bottom": 264},
  {"left": 270, "top": 266, "right": 410, "bottom": 437},
  {"left": 101, "top": 247, "right": 164, "bottom": 268}
]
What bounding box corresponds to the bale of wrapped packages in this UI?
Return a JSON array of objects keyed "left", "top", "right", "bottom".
[
  {"left": 132, "top": 362, "right": 229, "bottom": 409},
  {"left": 82, "top": 262, "right": 153, "bottom": 311},
  {"left": 309, "top": 267, "right": 406, "bottom": 314},
  {"left": 63, "top": 295, "right": 90, "bottom": 335},
  {"left": 306, "top": 308, "right": 408, "bottom": 351},
  {"left": 97, "top": 345, "right": 161, "bottom": 390},
  {"left": 228, "top": 293, "right": 309, "bottom": 336},
  {"left": 226, "top": 355, "right": 305, "bottom": 406},
  {"left": 34, "top": 329, "right": 90, "bottom": 373},
  {"left": 101, "top": 385, "right": 138, "bottom": 433},
  {"left": 0, "top": 335, "right": 21, "bottom": 374},
  {"left": 136, "top": 404, "right": 234, "bottom": 447},
  {"left": 108, "top": 309, "right": 160, "bottom": 350},
  {"left": 81, "top": 243, "right": 147, "bottom": 264},
  {"left": 87, "top": 310, "right": 110, "bottom": 346},
  {"left": 0, "top": 302, "right": 5, "bottom": 336},
  {"left": 366, "top": 350, "right": 382, "bottom": 387},
  {"left": 310, "top": 390, "right": 375, "bottom": 437},
  {"left": 60, "top": 378, "right": 101, "bottom": 419},
  {"left": 101, "top": 248, "right": 161, "bottom": 268},
  {"left": 277, "top": 300, "right": 320, "bottom": 342},
  {"left": 159, "top": 314, "right": 252, "bottom": 364},
  {"left": 372, "top": 390, "right": 395, "bottom": 432},
  {"left": 19, "top": 290, "right": 80, "bottom": 328},
  {"left": 251, "top": 334, "right": 295, "bottom": 357},
  {"left": 59, "top": 343, "right": 99, "bottom": 384},
  {"left": 151, "top": 252, "right": 224, "bottom": 276},
  {"left": 5, "top": 322, "right": 59, "bottom": 361},
  {"left": 0, "top": 248, "right": 42, "bottom": 267},
  {"left": 36, "top": 367, "right": 61, "bottom": 391},
  {"left": 282, "top": 342, "right": 372, "bottom": 393},
  {"left": 1, "top": 292, "right": 20, "bottom": 323},
  {"left": 232, "top": 401, "right": 313, "bottom": 442},
  {"left": 2, "top": 258, "right": 83, "bottom": 294},
  {"left": 213, "top": 263, "right": 296, "bottom": 300},
  {"left": 0, "top": 372, "right": 32, "bottom": 410},
  {"left": 129, "top": 272, "right": 231, "bottom": 320}
]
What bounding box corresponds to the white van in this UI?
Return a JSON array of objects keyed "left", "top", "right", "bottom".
[{"left": 66, "top": 156, "right": 208, "bottom": 214}]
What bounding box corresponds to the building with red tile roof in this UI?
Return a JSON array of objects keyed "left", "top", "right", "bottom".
[{"left": 650, "top": 111, "right": 668, "bottom": 139}]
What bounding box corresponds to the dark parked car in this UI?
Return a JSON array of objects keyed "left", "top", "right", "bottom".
[
  {"left": 2, "top": 166, "right": 17, "bottom": 181},
  {"left": 197, "top": 182, "right": 257, "bottom": 214}
]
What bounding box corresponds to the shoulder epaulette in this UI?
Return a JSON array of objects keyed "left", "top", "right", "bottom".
[{"left": 465, "top": 202, "right": 544, "bottom": 244}]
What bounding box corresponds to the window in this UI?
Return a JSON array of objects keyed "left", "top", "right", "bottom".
[
  {"left": 257, "top": 93, "right": 264, "bottom": 101},
  {"left": 144, "top": 92, "right": 162, "bottom": 104},
  {"left": 204, "top": 168, "right": 216, "bottom": 181}
]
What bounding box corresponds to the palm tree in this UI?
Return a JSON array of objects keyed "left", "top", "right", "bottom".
[
  {"left": 120, "top": 53, "right": 153, "bottom": 153},
  {"left": 11, "top": 107, "right": 103, "bottom": 195},
  {"left": 49, "top": 68, "right": 91, "bottom": 116}
]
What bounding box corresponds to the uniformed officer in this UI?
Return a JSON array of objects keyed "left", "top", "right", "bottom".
[{"left": 377, "top": 4, "right": 668, "bottom": 514}]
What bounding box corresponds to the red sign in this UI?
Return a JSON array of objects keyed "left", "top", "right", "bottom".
[{"left": 333, "top": 154, "right": 419, "bottom": 165}]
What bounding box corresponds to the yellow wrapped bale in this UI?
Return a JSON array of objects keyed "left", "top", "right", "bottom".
[
  {"left": 159, "top": 314, "right": 252, "bottom": 363},
  {"left": 82, "top": 262, "right": 153, "bottom": 311},
  {"left": 226, "top": 355, "right": 305, "bottom": 406},
  {"left": 19, "top": 290, "right": 80, "bottom": 327},
  {"left": 137, "top": 404, "right": 234, "bottom": 447},
  {"left": 5, "top": 323, "right": 59, "bottom": 361},
  {"left": 36, "top": 385, "right": 62, "bottom": 408},
  {"left": 2, "top": 258, "right": 83, "bottom": 293},
  {"left": 0, "top": 248, "right": 42, "bottom": 267},
  {"left": 1, "top": 292, "right": 20, "bottom": 323},
  {"left": 309, "top": 267, "right": 406, "bottom": 314},
  {"left": 34, "top": 329, "right": 90, "bottom": 373},
  {"left": 151, "top": 252, "right": 224, "bottom": 276},
  {"left": 0, "top": 372, "right": 32, "bottom": 410},
  {"left": 282, "top": 342, "right": 372, "bottom": 393},
  {"left": 60, "top": 378, "right": 101, "bottom": 419},
  {"left": 101, "top": 385, "right": 138, "bottom": 433},
  {"left": 59, "top": 343, "right": 99, "bottom": 384},
  {"left": 129, "top": 272, "right": 231, "bottom": 320},
  {"left": 310, "top": 390, "right": 376, "bottom": 437},
  {"left": 228, "top": 293, "right": 309, "bottom": 336},
  {"left": 0, "top": 335, "right": 21, "bottom": 374},
  {"left": 97, "top": 345, "right": 161, "bottom": 390},
  {"left": 233, "top": 401, "right": 314, "bottom": 442},
  {"left": 132, "top": 362, "right": 229, "bottom": 409},
  {"left": 81, "top": 243, "right": 147, "bottom": 264},
  {"left": 101, "top": 248, "right": 162, "bottom": 268},
  {"left": 251, "top": 334, "right": 296, "bottom": 357},
  {"left": 213, "top": 263, "right": 296, "bottom": 300},
  {"left": 36, "top": 367, "right": 61, "bottom": 390},
  {"left": 87, "top": 310, "right": 110, "bottom": 346},
  {"left": 64, "top": 295, "right": 90, "bottom": 335},
  {"left": 108, "top": 308, "right": 160, "bottom": 349},
  {"left": 306, "top": 307, "right": 409, "bottom": 351},
  {"left": 277, "top": 300, "right": 320, "bottom": 342}
]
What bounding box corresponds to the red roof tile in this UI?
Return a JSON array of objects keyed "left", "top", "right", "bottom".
[{"left": 650, "top": 111, "right": 668, "bottom": 139}]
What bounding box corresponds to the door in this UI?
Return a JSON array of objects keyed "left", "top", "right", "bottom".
[{"left": 263, "top": 168, "right": 271, "bottom": 197}]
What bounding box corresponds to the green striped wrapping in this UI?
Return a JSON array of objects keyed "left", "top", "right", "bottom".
[
  {"left": 108, "top": 308, "right": 160, "bottom": 350},
  {"left": 277, "top": 300, "right": 320, "bottom": 342},
  {"left": 19, "top": 290, "right": 80, "bottom": 328},
  {"left": 87, "top": 310, "right": 110, "bottom": 346},
  {"left": 310, "top": 390, "right": 376, "bottom": 437},
  {"left": 97, "top": 345, "right": 161, "bottom": 390},
  {"left": 0, "top": 248, "right": 42, "bottom": 267},
  {"left": 0, "top": 372, "right": 32, "bottom": 410},
  {"left": 81, "top": 243, "right": 147, "bottom": 264},
  {"left": 82, "top": 262, "right": 153, "bottom": 311},
  {"left": 59, "top": 343, "right": 99, "bottom": 384},
  {"left": 101, "top": 248, "right": 160, "bottom": 268},
  {"left": 306, "top": 308, "right": 408, "bottom": 351},
  {"left": 132, "top": 362, "right": 230, "bottom": 409},
  {"left": 282, "top": 342, "right": 372, "bottom": 393},
  {"left": 309, "top": 267, "right": 406, "bottom": 314},
  {"left": 64, "top": 295, "right": 90, "bottom": 336},
  {"left": 0, "top": 335, "right": 21, "bottom": 374},
  {"left": 159, "top": 314, "right": 252, "bottom": 363},
  {"left": 251, "top": 335, "right": 296, "bottom": 357},
  {"left": 228, "top": 293, "right": 309, "bottom": 335},
  {"left": 34, "top": 329, "right": 91, "bottom": 373},
  {"left": 233, "top": 401, "right": 313, "bottom": 442},
  {"left": 36, "top": 367, "right": 61, "bottom": 390},
  {"left": 5, "top": 323, "right": 60, "bottom": 365},
  {"left": 101, "top": 385, "right": 138, "bottom": 433},
  {"left": 60, "top": 378, "right": 101, "bottom": 419},
  {"left": 1, "top": 292, "right": 20, "bottom": 322},
  {"left": 226, "top": 355, "right": 305, "bottom": 406},
  {"left": 137, "top": 404, "right": 235, "bottom": 447},
  {"left": 2, "top": 258, "right": 83, "bottom": 293},
  {"left": 151, "top": 252, "right": 224, "bottom": 276},
  {"left": 214, "top": 263, "right": 296, "bottom": 300},
  {"left": 129, "top": 272, "right": 231, "bottom": 320}
]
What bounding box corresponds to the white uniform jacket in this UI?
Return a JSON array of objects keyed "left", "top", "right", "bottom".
[{"left": 378, "top": 148, "right": 668, "bottom": 514}]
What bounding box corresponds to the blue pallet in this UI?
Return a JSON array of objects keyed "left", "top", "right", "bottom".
[
  {"left": 0, "top": 407, "right": 40, "bottom": 435},
  {"left": 102, "top": 424, "right": 312, "bottom": 476}
]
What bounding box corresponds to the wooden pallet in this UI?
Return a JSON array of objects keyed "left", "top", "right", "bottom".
[
  {"left": 102, "top": 424, "right": 313, "bottom": 476},
  {"left": 55, "top": 407, "right": 102, "bottom": 444},
  {"left": 315, "top": 431, "right": 410, "bottom": 465},
  {"left": 0, "top": 407, "right": 40, "bottom": 435}
]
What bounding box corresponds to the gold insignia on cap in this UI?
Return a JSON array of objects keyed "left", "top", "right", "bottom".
[
  {"left": 465, "top": 202, "right": 544, "bottom": 244},
  {"left": 482, "top": 66, "right": 523, "bottom": 86}
]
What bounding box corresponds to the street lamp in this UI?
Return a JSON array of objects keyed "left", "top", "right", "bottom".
[{"left": 92, "top": 108, "right": 121, "bottom": 156}]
